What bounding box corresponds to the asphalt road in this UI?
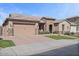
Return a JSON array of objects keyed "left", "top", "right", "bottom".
[{"left": 32, "top": 43, "right": 79, "bottom": 56}]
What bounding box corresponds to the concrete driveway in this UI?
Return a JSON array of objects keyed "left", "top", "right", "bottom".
[
  {"left": 4, "top": 35, "right": 55, "bottom": 45},
  {"left": 0, "top": 39, "right": 79, "bottom": 56}
]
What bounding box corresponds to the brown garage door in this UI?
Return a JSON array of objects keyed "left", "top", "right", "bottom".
[{"left": 14, "top": 24, "right": 35, "bottom": 36}]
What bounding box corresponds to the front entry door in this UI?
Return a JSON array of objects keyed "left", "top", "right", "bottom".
[{"left": 49, "top": 25, "right": 52, "bottom": 33}]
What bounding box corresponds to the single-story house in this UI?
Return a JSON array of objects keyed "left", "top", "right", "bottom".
[
  {"left": 53, "top": 20, "right": 79, "bottom": 34},
  {"left": 53, "top": 20, "right": 70, "bottom": 34},
  {"left": 2, "top": 14, "right": 79, "bottom": 37},
  {"left": 67, "top": 21, "right": 79, "bottom": 33},
  {"left": 2, "top": 14, "right": 56, "bottom": 37},
  {"left": 66, "top": 16, "right": 79, "bottom": 34}
]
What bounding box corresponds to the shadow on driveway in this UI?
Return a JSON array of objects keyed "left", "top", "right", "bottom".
[{"left": 32, "top": 43, "right": 79, "bottom": 56}]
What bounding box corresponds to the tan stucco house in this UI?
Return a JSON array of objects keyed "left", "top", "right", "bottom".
[
  {"left": 2, "top": 14, "right": 55, "bottom": 36},
  {"left": 2, "top": 13, "right": 79, "bottom": 37},
  {"left": 53, "top": 20, "right": 71, "bottom": 34}
]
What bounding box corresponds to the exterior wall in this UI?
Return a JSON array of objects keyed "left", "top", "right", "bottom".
[
  {"left": 3, "top": 22, "right": 8, "bottom": 36},
  {"left": 58, "top": 21, "right": 70, "bottom": 34},
  {"left": 45, "top": 20, "right": 54, "bottom": 33},
  {"left": 35, "top": 23, "right": 39, "bottom": 35},
  {"left": 77, "top": 26, "right": 79, "bottom": 33},
  {"left": 70, "top": 26, "right": 77, "bottom": 33},
  {"left": 54, "top": 24, "right": 59, "bottom": 33},
  {"left": 3, "top": 20, "right": 39, "bottom": 37},
  {"left": 3, "top": 21, "right": 14, "bottom": 36},
  {"left": 0, "top": 27, "right": 2, "bottom": 36},
  {"left": 8, "top": 21, "right": 14, "bottom": 36}
]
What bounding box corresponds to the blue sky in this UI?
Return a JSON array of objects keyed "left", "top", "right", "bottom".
[{"left": 0, "top": 3, "right": 79, "bottom": 25}]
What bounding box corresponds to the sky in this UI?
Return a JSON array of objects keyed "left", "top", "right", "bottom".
[{"left": 0, "top": 3, "right": 79, "bottom": 25}]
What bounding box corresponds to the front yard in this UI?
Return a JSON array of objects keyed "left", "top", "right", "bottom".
[
  {"left": 70, "top": 35, "right": 79, "bottom": 38},
  {"left": 0, "top": 40, "right": 15, "bottom": 48},
  {"left": 46, "top": 34, "right": 78, "bottom": 40}
]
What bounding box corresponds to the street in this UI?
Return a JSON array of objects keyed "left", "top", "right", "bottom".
[{"left": 32, "top": 43, "right": 79, "bottom": 56}]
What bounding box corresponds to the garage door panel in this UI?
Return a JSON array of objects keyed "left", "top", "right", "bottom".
[{"left": 14, "top": 24, "right": 35, "bottom": 36}]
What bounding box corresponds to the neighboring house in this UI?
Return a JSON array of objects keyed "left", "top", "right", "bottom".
[
  {"left": 66, "top": 16, "right": 79, "bottom": 33},
  {"left": 67, "top": 22, "right": 78, "bottom": 33},
  {"left": 0, "top": 26, "right": 2, "bottom": 36},
  {"left": 53, "top": 20, "right": 70, "bottom": 34},
  {"left": 2, "top": 14, "right": 55, "bottom": 37}
]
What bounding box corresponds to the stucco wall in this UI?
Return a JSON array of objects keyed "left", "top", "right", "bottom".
[
  {"left": 54, "top": 24, "right": 59, "bottom": 33},
  {"left": 3, "top": 21, "right": 13, "bottom": 36},
  {"left": 45, "top": 20, "right": 54, "bottom": 33},
  {"left": 0, "top": 27, "right": 2, "bottom": 36},
  {"left": 3, "top": 22, "right": 8, "bottom": 36},
  {"left": 77, "top": 26, "right": 79, "bottom": 33},
  {"left": 3, "top": 20, "right": 39, "bottom": 37},
  {"left": 58, "top": 21, "right": 70, "bottom": 34}
]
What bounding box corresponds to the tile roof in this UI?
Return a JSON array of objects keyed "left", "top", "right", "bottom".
[
  {"left": 53, "top": 20, "right": 64, "bottom": 23},
  {"left": 7, "top": 13, "right": 55, "bottom": 21},
  {"left": 68, "top": 22, "right": 77, "bottom": 25},
  {"left": 2, "top": 13, "right": 55, "bottom": 26},
  {"left": 7, "top": 13, "right": 42, "bottom": 21}
]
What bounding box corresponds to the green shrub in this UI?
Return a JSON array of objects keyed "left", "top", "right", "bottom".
[
  {"left": 53, "top": 31, "right": 59, "bottom": 34},
  {"left": 70, "top": 32, "right": 75, "bottom": 35},
  {"left": 0, "top": 38, "right": 3, "bottom": 40},
  {"left": 64, "top": 32, "right": 70, "bottom": 35}
]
